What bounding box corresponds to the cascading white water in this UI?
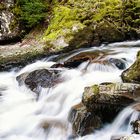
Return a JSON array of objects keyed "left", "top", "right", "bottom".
[
  {"left": 77, "top": 107, "right": 140, "bottom": 140},
  {"left": 0, "top": 41, "right": 140, "bottom": 140}
]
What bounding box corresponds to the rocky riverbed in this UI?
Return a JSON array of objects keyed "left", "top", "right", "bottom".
[{"left": 0, "top": 0, "right": 140, "bottom": 140}]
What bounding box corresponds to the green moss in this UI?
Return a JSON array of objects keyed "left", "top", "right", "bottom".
[
  {"left": 43, "top": 0, "right": 122, "bottom": 49},
  {"left": 12, "top": 5, "right": 22, "bottom": 16},
  {"left": 0, "top": 3, "right": 6, "bottom": 10},
  {"left": 92, "top": 85, "right": 99, "bottom": 95},
  {"left": 45, "top": 6, "right": 83, "bottom": 37},
  {"left": 92, "top": 0, "right": 121, "bottom": 22},
  {"left": 41, "top": 0, "right": 140, "bottom": 52},
  {"left": 43, "top": 5, "right": 85, "bottom": 49},
  {"left": 9, "top": 18, "right": 19, "bottom": 31}
]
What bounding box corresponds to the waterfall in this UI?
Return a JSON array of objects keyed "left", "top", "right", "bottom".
[
  {"left": 0, "top": 41, "right": 140, "bottom": 140},
  {"left": 77, "top": 107, "right": 140, "bottom": 140}
]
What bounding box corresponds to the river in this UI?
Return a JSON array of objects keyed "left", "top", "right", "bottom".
[{"left": 0, "top": 40, "right": 140, "bottom": 140}]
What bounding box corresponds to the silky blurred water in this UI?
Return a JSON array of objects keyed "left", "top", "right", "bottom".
[{"left": 0, "top": 41, "right": 140, "bottom": 140}]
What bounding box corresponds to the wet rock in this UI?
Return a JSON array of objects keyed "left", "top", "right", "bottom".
[
  {"left": 82, "top": 83, "right": 140, "bottom": 110},
  {"left": 16, "top": 69, "right": 63, "bottom": 93},
  {"left": 109, "top": 58, "right": 126, "bottom": 70},
  {"left": 131, "top": 120, "right": 140, "bottom": 134},
  {"left": 69, "top": 83, "right": 140, "bottom": 136},
  {"left": 111, "top": 135, "right": 134, "bottom": 140},
  {"left": 68, "top": 103, "right": 102, "bottom": 136},
  {"left": 16, "top": 72, "right": 29, "bottom": 86},
  {"left": 65, "top": 50, "right": 109, "bottom": 66},
  {"left": 51, "top": 51, "right": 105, "bottom": 69},
  {"left": 95, "top": 21, "right": 125, "bottom": 44},
  {"left": 52, "top": 50, "right": 127, "bottom": 70},
  {"left": 122, "top": 51, "right": 140, "bottom": 83},
  {"left": 51, "top": 63, "right": 65, "bottom": 68},
  {"left": 82, "top": 83, "right": 140, "bottom": 131},
  {"left": 51, "top": 51, "right": 104, "bottom": 69}
]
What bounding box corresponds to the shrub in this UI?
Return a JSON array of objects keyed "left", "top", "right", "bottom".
[{"left": 15, "top": 0, "right": 47, "bottom": 28}]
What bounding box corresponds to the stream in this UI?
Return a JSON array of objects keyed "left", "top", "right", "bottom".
[{"left": 0, "top": 41, "right": 140, "bottom": 140}]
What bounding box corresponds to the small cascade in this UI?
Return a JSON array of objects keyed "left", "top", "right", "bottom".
[
  {"left": 55, "top": 43, "right": 140, "bottom": 73},
  {"left": 0, "top": 41, "right": 140, "bottom": 140},
  {"left": 78, "top": 107, "right": 140, "bottom": 140}
]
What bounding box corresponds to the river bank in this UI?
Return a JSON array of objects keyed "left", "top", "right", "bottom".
[{"left": 1, "top": 0, "right": 140, "bottom": 71}]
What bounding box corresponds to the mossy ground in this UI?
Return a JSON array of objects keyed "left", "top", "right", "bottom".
[{"left": 0, "top": 3, "right": 6, "bottom": 10}]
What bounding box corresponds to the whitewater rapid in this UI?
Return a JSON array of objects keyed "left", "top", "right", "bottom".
[{"left": 0, "top": 41, "right": 140, "bottom": 140}]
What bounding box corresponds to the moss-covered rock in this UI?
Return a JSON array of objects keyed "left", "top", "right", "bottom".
[
  {"left": 69, "top": 82, "right": 140, "bottom": 136},
  {"left": 122, "top": 51, "right": 140, "bottom": 83},
  {"left": 43, "top": 5, "right": 85, "bottom": 51},
  {"left": 42, "top": 0, "right": 140, "bottom": 52},
  {"left": 0, "top": 36, "right": 45, "bottom": 71},
  {"left": 82, "top": 83, "right": 139, "bottom": 110}
]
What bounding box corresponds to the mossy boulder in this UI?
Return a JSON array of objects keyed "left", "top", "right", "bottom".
[
  {"left": 69, "top": 82, "right": 140, "bottom": 136},
  {"left": 42, "top": 0, "right": 140, "bottom": 52},
  {"left": 122, "top": 51, "right": 140, "bottom": 83},
  {"left": 82, "top": 83, "right": 139, "bottom": 110},
  {"left": 83, "top": 82, "right": 140, "bottom": 111},
  {"left": 43, "top": 5, "right": 85, "bottom": 51},
  {"left": 95, "top": 21, "right": 125, "bottom": 43}
]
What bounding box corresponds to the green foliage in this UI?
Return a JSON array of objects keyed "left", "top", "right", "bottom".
[
  {"left": 121, "top": 0, "right": 140, "bottom": 28},
  {"left": 93, "top": 0, "right": 121, "bottom": 21},
  {"left": 15, "top": 0, "right": 47, "bottom": 27},
  {"left": 43, "top": 6, "right": 84, "bottom": 44},
  {"left": 0, "top": 3, "right": 6, "bottom": 10}
]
